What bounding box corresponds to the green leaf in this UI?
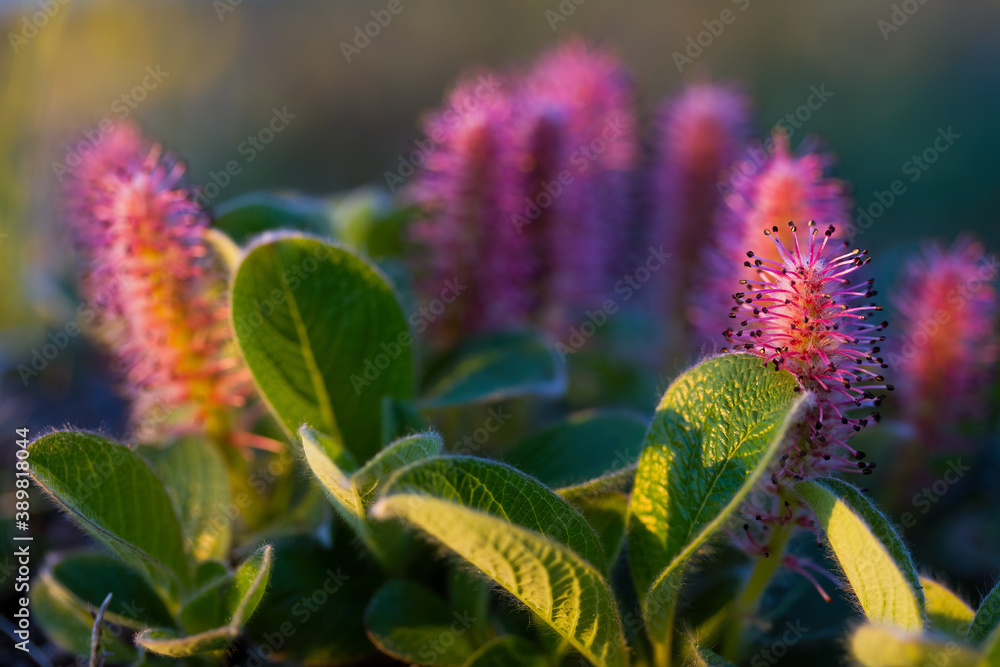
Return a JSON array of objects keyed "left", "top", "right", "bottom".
[
  {"left": 365, "top": 580, "right": 478, "bottom": 666},
  {"left": 299, "top": 426, "right": 420, "bottom": 566},
  {"left": 921, "top": 576, "right": 974, "bottom": 638},
  {"left": 372, "top": 495, "right": 628, "bottom": 667},
  {"left": 246, "top": 533, "right": 380, "bottom": 664},
  {"left": 144, "top": 436, "right": 233, "bottom": 562},
  {"left": 327, "top": 186, "right": 415, "bottom": 258},
  {"left": 134, "top": 627, "right": 239, "bottom": 657},
  {"left": 47, "top": 552, "right": 175, "bottom": 629},
  {"left": 627, "top": 354, "right": 806, "bottom": 624},
  {"left": 381, "top": 455, "right": 606, "bottom": 572},
  {"left": 503, "top": 410, "right": 647, "bottom": 489},
  {"left": 353, "top": 432, "right": 444, "bottom": 504},
  {"left": 299, "top": 426, "right": 365, "bottom": 527},
  {"left": 32, "top": 572, "right": 138, "bottom": 662},
  {"left": 850, "top": 624, "right": 983, "bottom": 667},
  {"left": 797, "top": 479, "right": 923, "bottom": 630},
  {"left": 29, "top": 432, "right": 189, "bottom": 590},
  {"left": 683, "top": 634, "right": 737, "bottom": 667},
  {"left": 232, "top": 235, "right": 414, "bottom": 463},
  {"left": 213, "top": 193, "right": 327, "bottom": 245},
  {"left": 136, "top": 544, "right": 272, "bottom": 657},
  {"left": 420, "top": 330, "right": 566, "bottom": 408},
  {"left": 969, "top": 580, "right": 1000, "bottom": 645},
  {"left": 463, "top": 636, "right": 547, "bottom": 667}
]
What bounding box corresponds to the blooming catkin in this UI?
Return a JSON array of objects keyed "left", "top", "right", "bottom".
[
  {"left": 651, "top": 83, "right": 749, "bottom": 322},
  {"left": 724, "top": 222, "right": 890, "bottom": 574},
  {"left": 891, "top": 237, "right": 998, "bottom": 444},
  {"left": 696, "top": 133, "right": 851, "bottom": 346},
  {"left": 65, "top": 122, "right": 249, "bottom": 437}
]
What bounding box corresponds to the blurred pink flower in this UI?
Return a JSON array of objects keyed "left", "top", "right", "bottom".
[
  {"left": 696, "top": 132, "right": 852, "bottom": 346},
  {"left": 408, "top": 72, "right": 533, "bottom": 344},
  {"left": 651, "top": 82, "right": 750, "bottom": 321},
  {"left": 408, "top": 42, "right": 638, "bottom": 344},
  {"left": 891, "top": 237, "right": 998, "bottom": 442},
  {"left": 65, "top": 122, "right": 250, "bottom": 438},
  {"left": 518, "top": 40, "right": 638, "bottom": 330}
]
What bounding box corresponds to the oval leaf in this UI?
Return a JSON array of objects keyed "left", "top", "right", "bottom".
[
  {"left": 138, "top": 545, "right": 272, "bottom": 657},
  {"left": 371, "top": 495, "right": 628, "bottom": 667},
  {"left": 29, "top": 432, "right": 188, "bottom": 589},
  {"left": 144, "top": 436, "right": 233, "bottom": 562},
  {"left": 365, "top": 580, "right": 478, "bottom": 666},
  {"left": 232, "top": 235, "right": 413, "bottom": 463},
  {"left": 421, "top": 330, "right": 566, "bottom": 408},
  {"left": 382, "top": 455, "right": 606, "bottom": 572},
  {"left": 796, "top": 479, "right": 923, "bottom": 630},
  {"left": 627, "top": 354, "right": 806, "bottom": 621}
]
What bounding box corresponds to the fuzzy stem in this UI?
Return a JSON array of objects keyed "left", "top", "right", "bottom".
[{"left": 720, "top": 519, "right": 793, "bottom": 661}]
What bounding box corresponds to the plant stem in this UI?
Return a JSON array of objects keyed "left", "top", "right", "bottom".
[
  {"left": 649, "top": 596, "right": 677, "bottom": 666},
  {"left": 720, "top": 520, "right": 793, "bottom": 662}
]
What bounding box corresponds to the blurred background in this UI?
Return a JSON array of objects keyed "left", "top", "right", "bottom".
[{"left": 1, "top": 0, "right": 999, "bottom": 663}]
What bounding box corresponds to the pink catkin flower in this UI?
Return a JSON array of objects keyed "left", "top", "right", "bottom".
[
  {"left": 65, "top": 122, "right": 250, "bottom": 438},
  {"left": 892, "top": 237, "right": 998, "bottom": 443},
  {"left": 64, "top": 123, "right": 149, "bottom": 319},
  {"left": 519, "top": 41, "right": 637, "bottom": 329},
  {"left": 695, "top": 133, "right": 852, "bottom": 347},
  {"left": 409, "top": 43, "right": 637, "bottom": 344},
  {"left": 408, "top": 73, "right": 534, "bottom": 344},
  {"left": 651, "top": 82, "right": 749, "bottom": 318},
  {"left": 724, "top": 221, "right": 890, "bottom": 560}
]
